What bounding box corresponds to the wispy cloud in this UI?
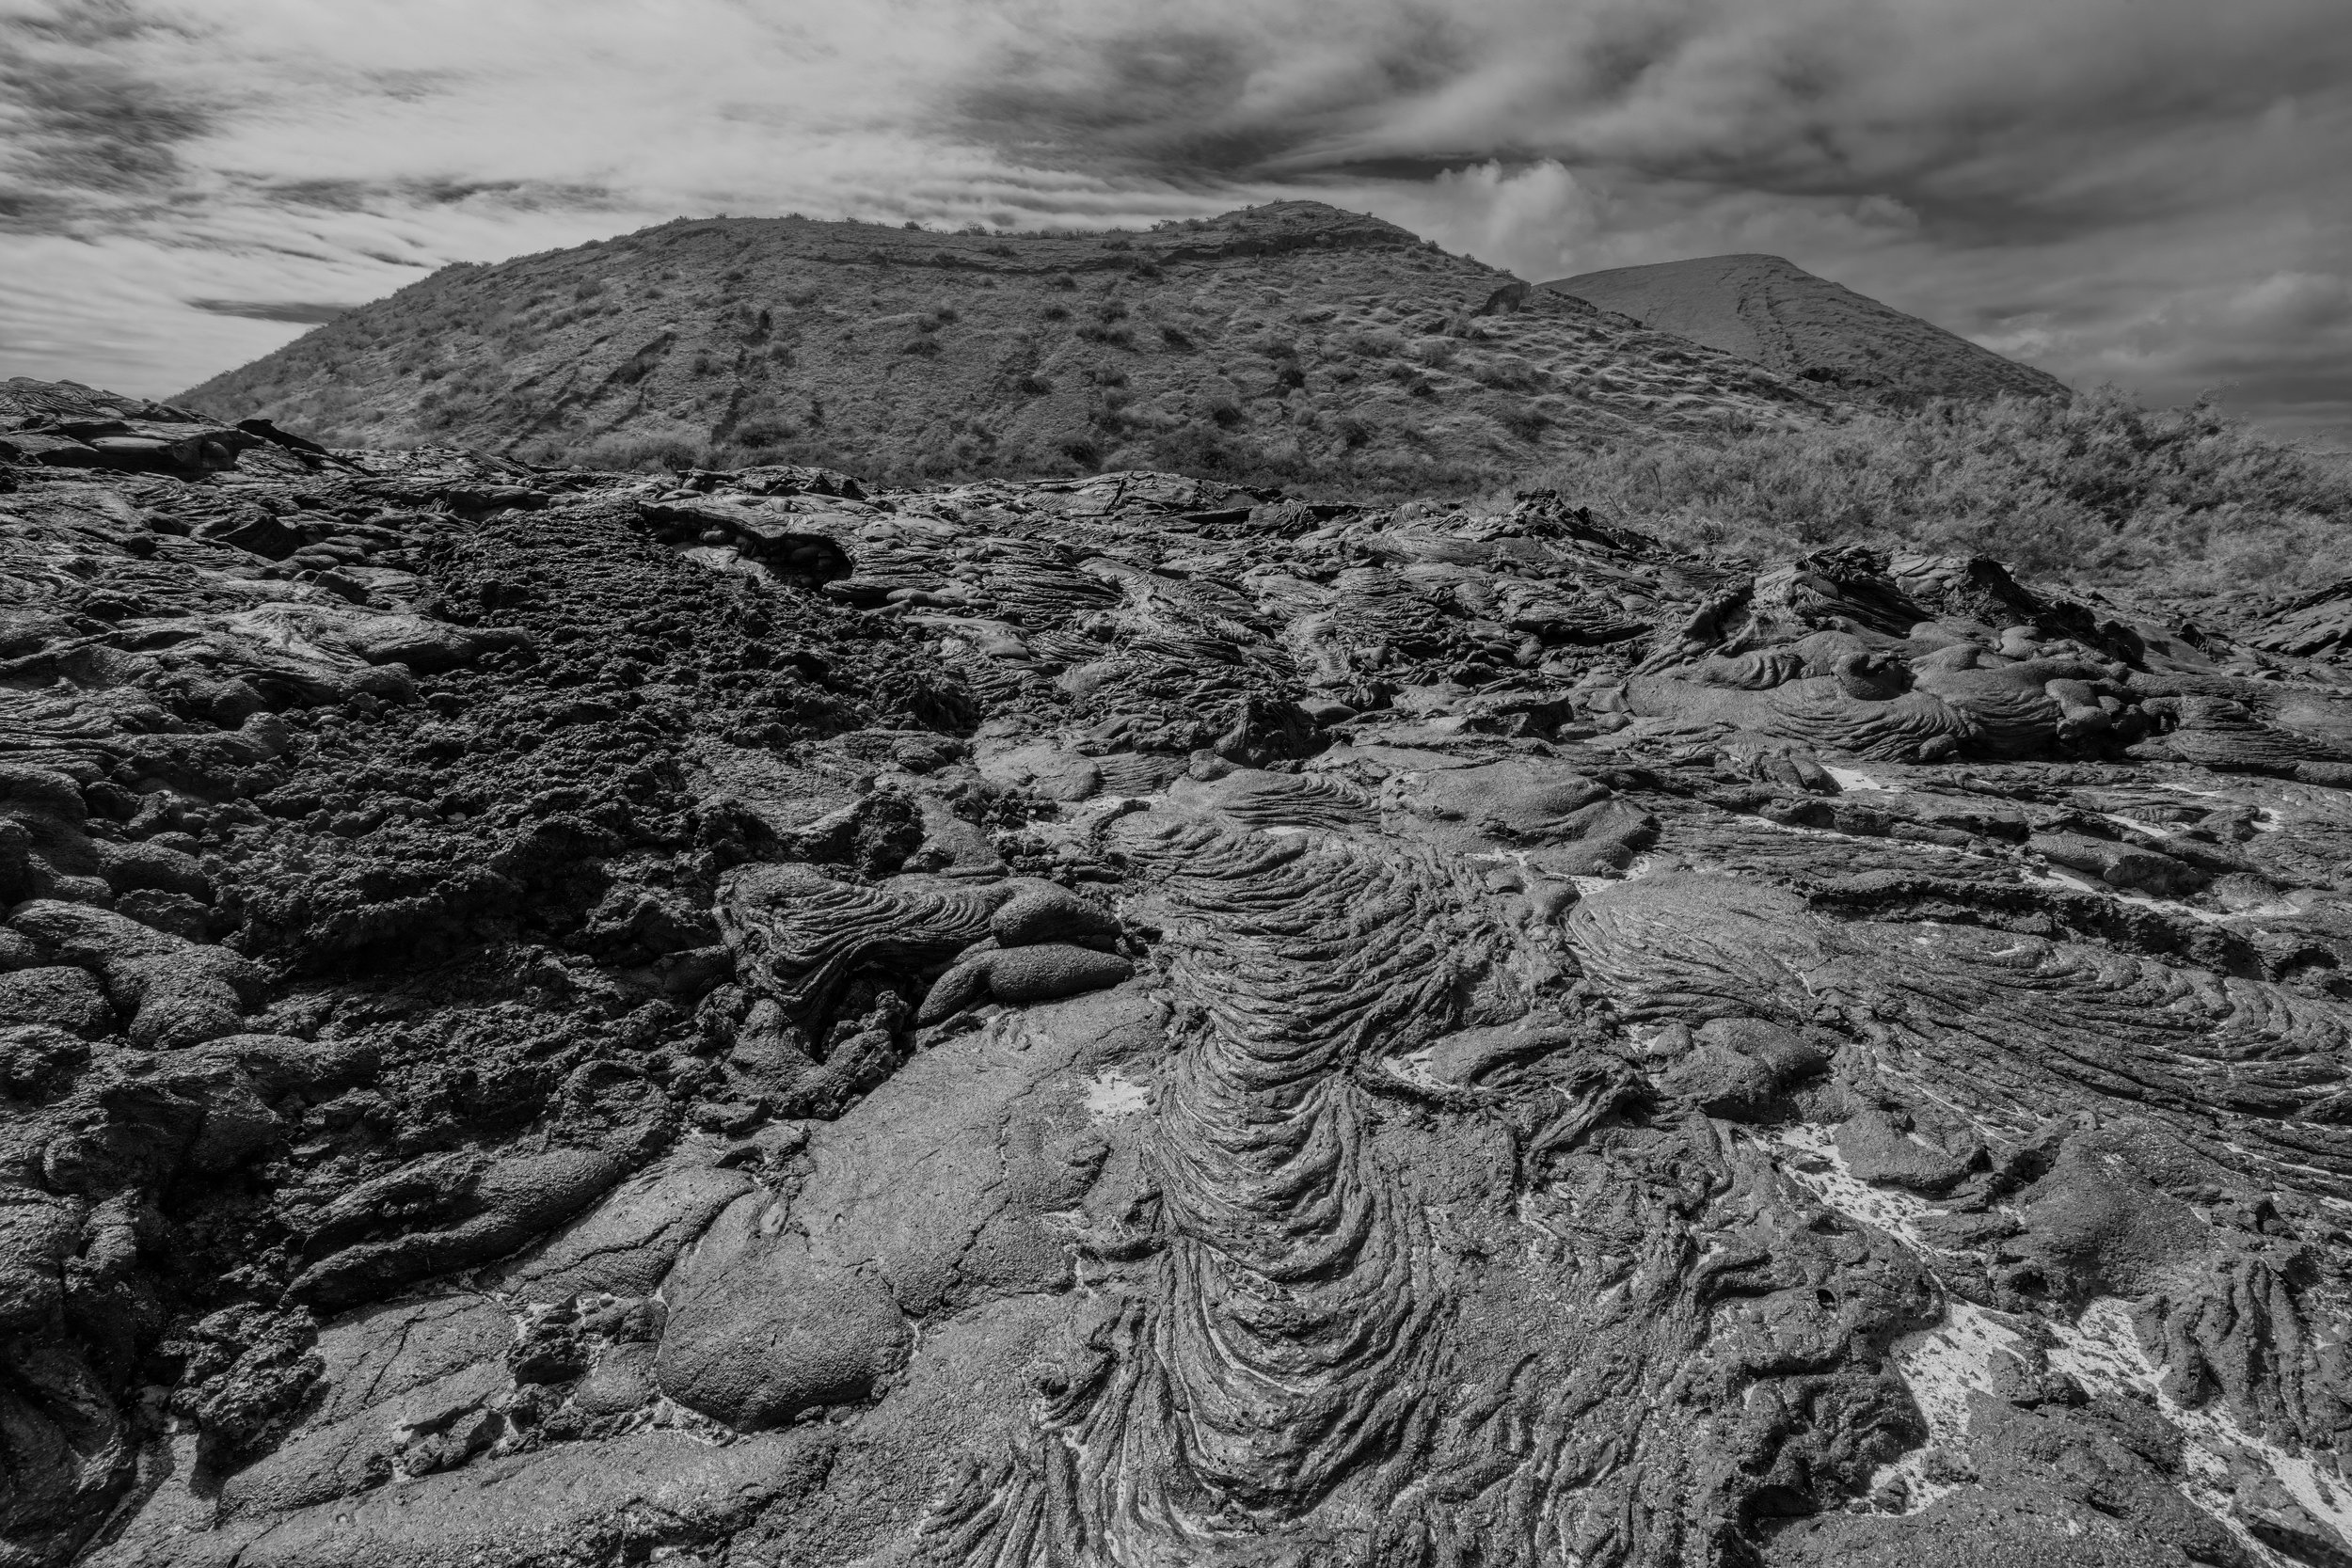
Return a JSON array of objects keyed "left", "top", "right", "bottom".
[
  {"left": 187, "top": 297, "right": 350, "bottom": 323},
  {"left": 1, "top": 0, "right": 2345, "bottom": 443}
]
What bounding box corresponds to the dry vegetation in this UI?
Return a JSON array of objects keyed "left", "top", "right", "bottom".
[
  {"left": 1527, "top": 388, "right": 2352, "bottom": 608},
  {"left": 178, "top": 202, "right": 1824, "bottom": 497}
]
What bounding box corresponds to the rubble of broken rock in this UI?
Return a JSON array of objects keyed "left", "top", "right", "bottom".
[{"left": 10, "top": 388, "right": 2352, "bottom": 1568}]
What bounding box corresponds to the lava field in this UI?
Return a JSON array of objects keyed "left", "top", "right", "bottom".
[{"left": 9, "top": 380, "right": 2352, "bottom": 1567}]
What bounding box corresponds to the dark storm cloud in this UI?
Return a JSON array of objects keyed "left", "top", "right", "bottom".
[
  {"left": 256, "top": 176, "right": 624, "bottom": 214},
  {"left": 945, "top": 0, "right": 2352, "bottom": 237},
  {"left": 0, "top": 50, "right": 215, "bottom": 227},
  {"left": 957, "top": 19, "right": 1470, "bottom": 177},
  {"left": 914, "top": 0, "right": 2352, "bottom": 440}
]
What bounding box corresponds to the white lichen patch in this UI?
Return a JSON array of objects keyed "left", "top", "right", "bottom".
[
  {"left": 1764, "top": 1123, "right": 1931, "bottom": 1245},
  {"left": 2024, "top": 867, "right": 2245, "bottom": 927},
  {"left": 676, "top": 543, "right": 775, "bottom": 582},
  {"left": 1868, "top": 1299, "right": 2029, "bottom": 1513},
  {"left": 1378, "top": 1046, "right": 1445, "bottom": 1093},
  {"left": 1083, "top": 1070, "right": 1152, "bottom": 1121},
  {"left": 2047, "top": 1298, "right": 2352, "bottom": 1564},
  {"left": 1894, "top": 1300, "right": 2024, "bottom": 1443},
  {"left": 1826, "top": 767, "right": 1905, "bottom": 793},
  {"left": 1571, "top": 852, "right": 1657, "bottom": 898}
]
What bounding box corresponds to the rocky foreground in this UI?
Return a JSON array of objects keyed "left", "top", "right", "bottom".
[{"left": 9, "top": 378, "right": 2352, "bottom": 1567}]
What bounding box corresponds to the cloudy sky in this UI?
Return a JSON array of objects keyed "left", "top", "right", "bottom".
[{"left": 4, "top": 0, "right": 2348, "bottom": 443}]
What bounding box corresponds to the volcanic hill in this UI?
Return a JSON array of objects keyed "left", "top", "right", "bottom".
[
  {"left": 1544, "top": 253, "right": 2071, "bottom": 406},
  {"left": 177, "top": 201, "right": 1832, "bottom": 491}
]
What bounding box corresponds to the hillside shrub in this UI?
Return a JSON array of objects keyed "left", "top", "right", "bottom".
[
  {"left": 576, "top": 433, "right": 702, "bottom": 471},
  {"left": 733, "top": 416, "right": 796, "bottom": 448},
  {"left": 1525, "top": 389, "right": 2352, "bottom": 604}
]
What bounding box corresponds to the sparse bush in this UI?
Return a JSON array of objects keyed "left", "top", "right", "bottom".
[
  {"left": 1042, "top": 304, "right": 1070, "bottom": 321},
  {"left": 1207, "top": 396, "right": 1243, "bottom": 429},
  {"left": 1149, "top": 424, "right": 1246, "bottom": 474},
  {"left": 1059, "top": 435, "right": 1102, "bottom": 469},
  {"left": 900, "top": 337, "right": 941, "bottom": 356},
  {"left": 1529, "top": 389, "right": 2352, "bottom": 603},
  {"left": 1160, "top": 324, "right": 1194, "bottom": 350},
  {"left": 1047, "top": 272, "right": 1076, "bottom": 291},
  {"left": 733, "top": 416, "right": 797, "bottom": 448},
  {"left": 1014, "top": 373, "right": 1053, "bottom": 396},
  {"left": 577, "top": 433, "right": 703, "bottom": 472},
  {"left": 1494, "top": 404, "right": 1549, "bottom": 441}
]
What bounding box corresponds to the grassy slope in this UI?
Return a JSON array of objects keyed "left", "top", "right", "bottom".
[
  {"left": 1523, "top": 388, "right": 2352, "bottom": 611},
  {"left": 176, "top": 202, "right": 1826, "bottom": 497}
]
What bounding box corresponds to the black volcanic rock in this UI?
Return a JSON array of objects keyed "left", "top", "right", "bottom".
[
  {"left": 1544, "top": 253, "right": 2071, "bottom": 405},
  {"left": 1, "top": 376, "right": 262, "bottom": 476},
  {"left": 6, "top": 379, "right": 2352, "bottom": 1568}
]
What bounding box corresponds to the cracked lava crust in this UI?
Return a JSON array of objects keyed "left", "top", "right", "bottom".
[{"left": 9, "top": 382, "right": 2352, "bottom": 1567}]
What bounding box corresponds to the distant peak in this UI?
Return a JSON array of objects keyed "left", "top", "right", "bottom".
[
  {"left": 1557, "top": 253, "right": 1817, "bottom": 285},
  {"left": 1538, "top": 252, "right": 2068, "bottom": 405}
]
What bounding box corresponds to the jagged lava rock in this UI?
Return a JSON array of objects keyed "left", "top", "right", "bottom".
[{"left": 3, "top": 377, "right": 2351, "bottom": 1568}]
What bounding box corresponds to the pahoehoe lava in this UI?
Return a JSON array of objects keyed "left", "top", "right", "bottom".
[{"left": 8, "top": 373, "right": 2352, "bottom": 1567}]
